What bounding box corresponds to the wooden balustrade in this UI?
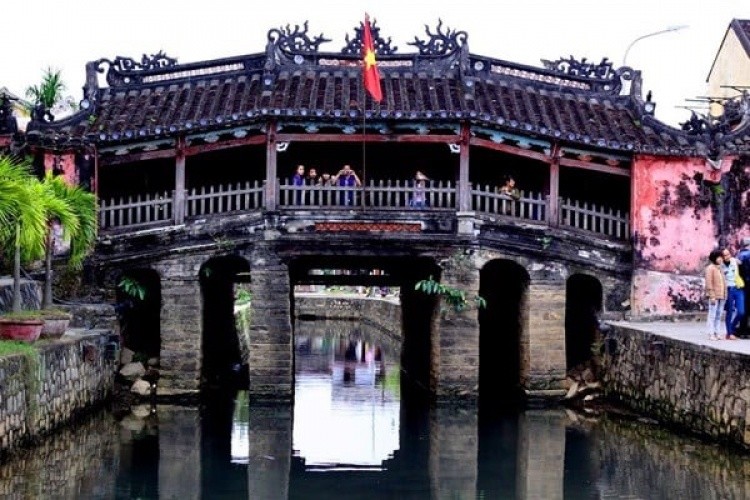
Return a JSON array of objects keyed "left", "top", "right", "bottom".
[
  {"left": 98, "top": 180, "right": 630, "bottom": 241},
  {"left": 99, "top": 191, "right": 173, "bottom": 230},
  {"left": 187, "top": 180, "right": 264, "bottom": 217},
  {"left": 560, "top": 198, "right": 629, "bottom": 240},
  {"left": 470, "top": 185, "right": 547, "bottom": 222},
  {"left": 278, "top": 178, "right": 456, "bottom": 209}
]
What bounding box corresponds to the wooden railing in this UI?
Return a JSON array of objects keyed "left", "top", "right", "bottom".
[
  {"left": 560, "top": 198, "right": 629, "bottom": 240},
  {"left": 471, "top": 185, "right": 547, "bottom": 222},
  {"left": 278, "top": 179, "right": 456, "bottom": 209},
  {"left": 98, "top": 180, "right": 630, "bottom": 241},
  {"left": 187, "top": 181, "right": 264, "bottom": 218},
  {"left": 99, "top": 191, "right": 173, "bottom": 230}
]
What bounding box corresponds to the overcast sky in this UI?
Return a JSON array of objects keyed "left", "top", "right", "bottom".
[{"left": 3, "top": 0, "right": 749, "bottom": 126}]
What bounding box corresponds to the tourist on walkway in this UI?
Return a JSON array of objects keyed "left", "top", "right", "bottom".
[
  {"left": 306, "top": 167, "right": 319, "bottom": 185},
  {"left": 292, "top": 164, "right": 305, "bottom": 205},
  {"left": 737, "top": 237, "right": 750, "bottom": 336},
  {"left": 409, "top": 170, "right": 429, "bottom": 208},
  {"left": 497, "top": 175, "right": 520, "bottom": 215},
  {"left": 705, "top": 249, "right": 727, "bottom": 341},
  {"left": 721, "top": 247, "right": 745, "bottom": 339},
  {"left": 332, "top": 164, "right": 361, "bottom": 206}
]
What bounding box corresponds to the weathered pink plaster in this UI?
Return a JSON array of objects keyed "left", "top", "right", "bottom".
[
  {"left": 631, "top": 155, "right": 733, "bottom": 315},
  {"left": 43, "top": 153, "right": 76, "bottom": 185}
]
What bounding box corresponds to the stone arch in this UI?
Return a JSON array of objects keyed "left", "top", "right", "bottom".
[
  {"left": 478, "top": 258, "right": 530, "bottom": 405},
  {"left": 115, "top": 268, "right": 162, "bottom": 360},
  {"left": 564, "top": 274, "right": 603, "bottom": 371},
  {"left": 199, "top": 255, "right": 251, "bottom": 389}
]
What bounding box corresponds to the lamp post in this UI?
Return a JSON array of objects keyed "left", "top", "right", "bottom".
[{"left": 622, "top": 25, "right": 689, "bottom": 66}]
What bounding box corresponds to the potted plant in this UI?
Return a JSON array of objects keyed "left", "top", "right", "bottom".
[
  {"left": 0, "top": 155, "right": 95, "bottom": 341},
  {"left": 37, "top": 308, "right": 72, "bottom": 339},
  {"left": 0, "top": 156, "right": 46, "bottom": 342}
]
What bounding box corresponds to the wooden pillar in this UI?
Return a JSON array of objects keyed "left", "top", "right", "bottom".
[
  {"left": 175, "top": 137, "right": 186, "bottom": 225},
  {"left": 265, "top": 121, "right": 278, "bottom": 211},
  {"left": 458, "top": 122, "right": 471, "bottom": 212},
  {"left": 547, "top": 144, "right": 560, "bottom": 226}
]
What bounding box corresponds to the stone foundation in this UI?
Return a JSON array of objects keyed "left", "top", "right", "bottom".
[
  {"left": 603, "top": 323, "right": 750, "bottom": 448},
  {"left": 0, "top": 330, "right": 118, "bottom": 456}
]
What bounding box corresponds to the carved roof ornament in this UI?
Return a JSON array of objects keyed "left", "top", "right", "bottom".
[
  {"left": 681, "top": 93, "right": 750, "bottom": 136},
  {"left": 267, "top": 21, "right": 332, "bottom": 54},
  {"left": 0, "top": 92, "right": 18, "bottom": 134},
  {"left": 94, "top": 51, "right": 178, "bottom": 86},
  {"left": 540, "top": 56, "right": 621, "bottom": 80},
  {"left": 341, "top": 19, "right": 397, "bottom": 55},
  {"left": 408, "top": 19, "right": 468, "bottom": 56}
]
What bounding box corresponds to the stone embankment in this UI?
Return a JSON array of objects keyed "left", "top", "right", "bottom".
[
  {"left": 603, "top": 321, "right": 750, "bottom": 448},
  {"left": 0, "top": 330, "right": 119, "bottom": 456},
  {"left": 294, "top": 293, "right": 401, "bottom": 338}
]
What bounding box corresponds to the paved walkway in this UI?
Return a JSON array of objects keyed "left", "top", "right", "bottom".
[{"left": 610, "top": 321, "right": 750, "bottom": 355}]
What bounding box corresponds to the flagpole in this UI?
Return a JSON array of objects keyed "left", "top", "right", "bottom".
[
  {"left": 362, "top": 94, "right": 366, "bottom": 210},
  {"left": 361, "top": 12, "right": 382, "bottom": 210}
]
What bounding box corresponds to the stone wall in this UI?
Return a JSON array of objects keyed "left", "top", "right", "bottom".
[
  {"left": 0, "top": 279, "right": 40, "bottom": 314},
  {"left": 603, "top": 323, "right": 750, "bottom": 447},
  {"left": 0, "top": 330, "right": 118, "bottom": 456},
  {"left": 294, "top": 294, "right": 401, "bottom": 338}
]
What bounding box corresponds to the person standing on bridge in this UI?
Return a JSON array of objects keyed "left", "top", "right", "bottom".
[
  {"left": 292, "top": 164, "right": 306, "bottom": 205},
  {"left": 705, "top": 249, "right": 727, "bottom": 341},
  {"left": 332, "top": 164, "right": 362, "bottom": 206}
]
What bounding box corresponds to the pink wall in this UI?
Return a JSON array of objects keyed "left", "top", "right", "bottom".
[
  {"left": 631, "top": 154, "right": 733, "bottom": 315},
  {"left": 43, "top": 152, "right": 77, "bottom": 185}
]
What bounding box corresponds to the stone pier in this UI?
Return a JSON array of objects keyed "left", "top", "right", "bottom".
[
  {"left": 156, "top": 256, "right": 203, "bottom": 393},
  {"left": 433, "top": 258, "right": 480, "bottom": 401},
  {"left": 523, "top": 281, "right": 567, "bottom": 394},
  {"left": 247, "top": 244, "right": 293, "bottom": 401}
]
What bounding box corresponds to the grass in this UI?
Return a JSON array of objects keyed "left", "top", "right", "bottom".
[
  {"left": 0, "top": 340, "right": 42, "bottom": 429},
  {"left": 1, "top": 309, "right": 70, "bottom": 320},
  {"left": 0, "top": 340, "right": 40, "bottom": 357}
]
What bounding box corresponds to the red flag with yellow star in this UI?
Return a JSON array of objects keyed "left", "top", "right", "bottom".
[{"left": 362, "top": 14, "right": 383, "bottom": 102}]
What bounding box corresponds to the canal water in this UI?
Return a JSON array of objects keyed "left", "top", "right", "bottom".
[{"left": 2, "top": 320, "right": 750, "bottom": 499}]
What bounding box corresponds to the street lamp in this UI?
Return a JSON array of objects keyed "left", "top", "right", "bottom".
[{"left": 622, "top": 25, "right": 689, "bottom": 66}]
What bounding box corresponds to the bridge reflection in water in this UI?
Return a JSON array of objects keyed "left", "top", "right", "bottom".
[{"left": 3, "top": 321, "right": 750, "bottom": 498}]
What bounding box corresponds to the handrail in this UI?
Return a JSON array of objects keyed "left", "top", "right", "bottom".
[
  {"left": 471, "top": 185, "right": 547, "bottom": 222},
  {"left": 99, "top": 191, "right": 173, "bottom": 230},
  {"left": 98, "top": 180, "right": 630, "bottom": 241},
  {"left": 278, "top": 178, "right": 456, "bottom": 209}
]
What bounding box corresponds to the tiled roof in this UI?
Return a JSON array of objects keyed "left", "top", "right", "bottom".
[{"left": 26, "top": 21, "right": 710, "bottom": 156}]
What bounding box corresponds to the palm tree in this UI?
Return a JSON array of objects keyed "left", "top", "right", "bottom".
[
  {"left": 40, "top": 173, "right": 96, "bottom": 308},
  {"left": 25, "top": 68, "right": 66, "bottom": 112},
  {"left": 0, "top": 156, "right": 47, "bottom": 313}
]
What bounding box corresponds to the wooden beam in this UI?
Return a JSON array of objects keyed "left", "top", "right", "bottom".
[
  {"left": 458, "top": 123, "right": 471, "bottom": 212},
  {"left": 559, "top": 157, "right": 630, "bottom": 177},
  {"left": 548, "top": 143, "right": 560, "bottom": 226},
  {"left": 469, "top": 137, "right": 551, "bottom": 163},
  {"left": 98, "top": 134, "right": 266, "bottom": 166},
  {"left": 275, "top": 133, "right": 459, "bottom": 143},
  {"left": 100, "top": 148, "right": 176, "bottom": 166},
  {"left": 265, "top": 122, "right": 278, "bottom": 211},
  {"left": 174, "top": 137, "right": 186, "bottom": 225},
  {"left": 184, "top": 134, "right": 266, "bottom": 156}
]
